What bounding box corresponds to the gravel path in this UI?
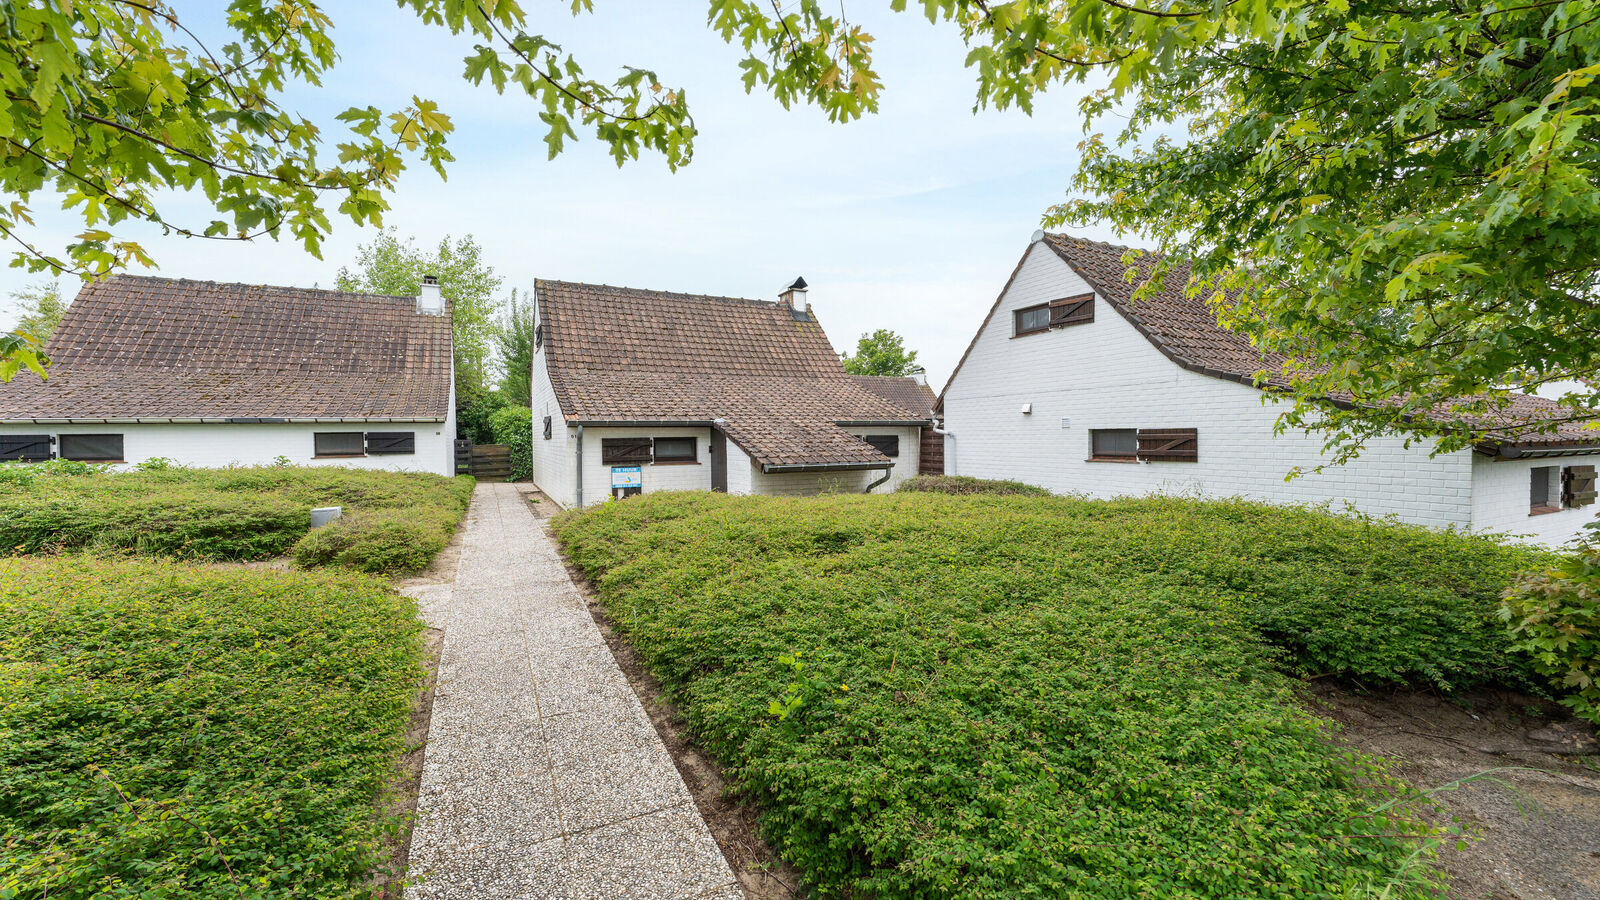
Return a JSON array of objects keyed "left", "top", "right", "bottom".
[{"left": 405, "top": 483, "right": 739, "bottom": 900}]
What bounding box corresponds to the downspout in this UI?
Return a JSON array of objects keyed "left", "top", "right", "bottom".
[
  {"left": 575, "top": 425, "right": 584, "bottom": 508},
  {"left": 864, "top": 468, "right": 893, "bottom": 494},
  {"left": 931, "top": 419, "right": 954, "bottom": 475}
]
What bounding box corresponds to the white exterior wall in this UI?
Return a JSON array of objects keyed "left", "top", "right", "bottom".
[
  {"left": 1471, "top": 453, "right": 1600, "bottom": 547},
  {"left": 726, "top": 441, "right": 755, "bottom": 495},
  {"left": 0, "top": 422, "right": 454, "bottom": 475},
  {"left": 749, "top": 467, "right": 883, "bottom": 496},
  {"left": 529, "top": 336, "right": 576, "bottom": 508},
  {"left": 942, "top": 242, "right": 1476, "bottom": 530},
  {"left": 840, "top": 425, "right": 920, "bottom": 492},
  {"left": 577, "top": 425, "right": 713, "bottom": 507}
]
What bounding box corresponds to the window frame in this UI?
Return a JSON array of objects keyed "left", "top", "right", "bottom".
[
  {"left": 1089, "top": 428, "right": 1139, "bottom": 462},
  {"left": 58, "top": 433, "right": 124, "bottom": 463},
  {"left": 314, "top": 431, "right": 367, "bottom": 458},
  {"left": 1530, "top": 465, "right": 1561, "bottom": 514},
  {"left": 862, "top": 434, "right": 900, "bottom": 458},
  {"left": 1013, "top": 303, "right": 1051, "bottom": 337},
  {"left": 651, "top": 436, "right": 698, "bottom": 463}
]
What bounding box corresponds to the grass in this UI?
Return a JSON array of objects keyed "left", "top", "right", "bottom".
[
  {"left": 0, "top": 556, "right": 425, "bottom": 899},
  {"left": 0, "top": 462, "right": 475, "bottom": 574},
  {"left": 553, "top": 491, "right": 1551, "bottom": 899}
]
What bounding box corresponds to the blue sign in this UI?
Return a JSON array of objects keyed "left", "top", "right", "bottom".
[{"left": 611, "top": 466, "right": 642, "bottom": 488}]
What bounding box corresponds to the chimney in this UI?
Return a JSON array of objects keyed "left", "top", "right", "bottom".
[
  {"left": 908, "top": 366, "right": 928, "bottom": 387},
  {"left": 417, "top": 274, "right": 444, "bottom": 315},
  {"left": 778, "top": 276, "right": 809, "bottom": 320}
]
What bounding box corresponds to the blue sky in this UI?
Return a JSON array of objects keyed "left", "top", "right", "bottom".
[{"left": 1, "top": 2, "right": 1127, "bottom": 389}]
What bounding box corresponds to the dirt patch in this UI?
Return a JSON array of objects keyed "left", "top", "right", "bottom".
[
  {"left": 1304, "top": 683, "right": 1600, "bottom": 900},
  {"left": 514, "top": 483, "right": 563, "bottom": 519},
  {"left": 376, "top": 625, "right": 444, "bottom": 899},
  {"left": 551, "top": 523, "right": 804, "bottom": 900}
]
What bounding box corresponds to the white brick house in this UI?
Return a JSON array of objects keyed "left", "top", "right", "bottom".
[
  {"left": 530, "top": 278, "right": 930, "bottom": 508},
  {"left": 938, "top": 232, "right": 1600, "bottom": 548},
  {"left": 0, "top": 276, "right": 456, "bottom": 475}
]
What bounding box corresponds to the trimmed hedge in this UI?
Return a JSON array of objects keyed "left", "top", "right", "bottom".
[
  {"left": 0, "top": 464, "right": 474, "bottom": 574},
  {"left": 897, "top": 474, "right": 1053, "bottom": 496},
  {"left": 0, "top": 556, "right": 424, "bottom": 899},
  {"left": 553, "top": 491, "right": 1550, "bottom": 899}
]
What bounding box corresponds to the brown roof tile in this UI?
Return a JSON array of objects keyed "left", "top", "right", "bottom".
[
  {"left": 850, "top": 375, "right": 937, "bottom": 419},
  {"left": 537, "top": 280, "right": 927, "bottom": 468},
  {"left": 0, "top": 276, "right": 451, "bottom": 421}
]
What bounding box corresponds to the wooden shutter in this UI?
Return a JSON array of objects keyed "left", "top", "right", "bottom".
[
  {"left": 601, "top": 437, "right": 653, "bottom": 465},
  {"left": 543, "top": 416, "right": 553, "bottom": 440},
  {"left": 1563, "top": 465, "right": 1597, "bottom": 508},
  {"left": 1049, "top": 293, "right": 1095, "bottom": 327},
  {"left": 365, "top": 432, "right": 416, "bottom": 455},
  {"left": 862, "top": 435, "right": 899, "bottom": 457},
  {"left": 1136, "top": 428, "right": 1198, "bottom": 462},
  {"left": 0, "top": 434, "right": 53, "bottom": 461},
  {"left": 535, "top": 322, "right": 544, "bottom": 349}
]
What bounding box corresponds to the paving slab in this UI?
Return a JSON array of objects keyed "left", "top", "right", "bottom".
[{"left": 405, "top": 483, "right": 738, "bottom": 900}]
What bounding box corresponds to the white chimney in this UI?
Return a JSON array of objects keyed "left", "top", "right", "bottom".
[
  {"left": 417, "top": 274, "right": 444, "bottom": 315},
  {"left": 778, "top": 276, "right": 809, "bottom": 318},
  {"left": 908, "top": 366, "right": 928, "bottom": 387}
]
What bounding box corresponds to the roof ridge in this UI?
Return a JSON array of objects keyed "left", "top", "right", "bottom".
[
  {"left": 537, "top": 278, "right": 782, "bottom": 309},
  {"left": 103, "top": 273, "right": 420, "bottom": 303}
]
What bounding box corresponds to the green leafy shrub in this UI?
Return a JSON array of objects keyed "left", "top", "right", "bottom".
[
  {"left": 489, "top": 404, "right": 534, "bottom": 481},
  {"left": 0, "top": 556, "right": 424, "bottom": 899},
  {"left": 552, "top": 491, "right": 1548, "bottom": 898},
  {"left": 1502, "top": 525, "right": 1600, "bottom": 724},
  {"left": 0, "top": 465, "right": 474, "bottom": 572},
  {"left": 897, "top": 474, "right": 1052, "bottom": 496},
  {"left": 456, "top": 386, "right": 508, "bottom": 443},
  {"left": 292, "top": 508, "right": 457, "bottom": 575}
]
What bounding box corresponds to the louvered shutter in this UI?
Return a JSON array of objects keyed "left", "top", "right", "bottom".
[
  {"left": 365, "top": 432, "right": 416, "bottom": 455},
  {"left": 1563, "top": 465, "right": 1597, "bottom": 508},
  {"left": 862, "top": 435, "right": 900, "bottom": 457},
  {"left": 543, "top": 416, "right": 553, "bottom": 440},
  {"left": 601, "top": 437, "right": 653, "bottom": 464},
  {"left": 1136, "top": 428, "right": 1199, "bottom": 462},
  {"left": 1049, "top": 293, "right": 1095, "bottom": 327},
  {"left": 0, "top": 434, "right": 53, "bottom": 461}
]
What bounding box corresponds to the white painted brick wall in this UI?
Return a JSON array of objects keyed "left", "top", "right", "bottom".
[
  {"left": 726, "top": 441, "right": 755, "bottom": 495},
  {"left": 942, "top": 242, "right": 1477, "bottom": 529},
  {"left": 577, "top": 426, "right": 713, "bottom": 506},
  {"left": 1471, "top": 453, "right": 1600, "bottom": 547},
  {"left": 840, "top": 425, "right": 920, "bottom": 492},
  {"left": 0, "top": 422, "right": 455, "bottom": 475},
  {"left": 529, "top": 338, "right": 576, "bottom": 507}
]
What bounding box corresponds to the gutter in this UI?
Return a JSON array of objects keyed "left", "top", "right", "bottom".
[
  {"left": 0, "top": 417, "right": 447, "bottom": 425},
  {"left": 761, "top": 461, "right": 896, "bottom": 474},
  {"left": 1482, "top": 442, "right": 1600, "bottom": 460}
]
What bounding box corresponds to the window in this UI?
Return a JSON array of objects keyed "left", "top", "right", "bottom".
[
  {"left": 862, "top": 434, "right": 900, "bottom": 457},
  {"left": 1136, "top": 428, "right": 1199, "bottom": 462},
  {"left": 1014, "top": 304, "right": 1051, "bottom": 336},
  {"left": 1090, "top": 429, "right": 1138, "bottom": 460},
  {"left": 59, "top": 433, "right": 123, "bottom": 462},
  {"left": 543, "top": 415, "right": 553, "bottom": 440},
  {"left": 653, "top": 436, "right": 697, "bottom": 462},
  {"left": 365, "top": 432, "right": 416, "bottom": 455},
  {"left": 1048, "top": 293, "right": 1095, "bottom": 327},
  {"left": 0, "top": 434, "right": 52, "bottom": 462},
  {"left": 601, "top": 437, "right": 653, "bottom": 465},
  {"left": 1531, "top": 466, "right": 1560, "bottom": 514},
  {"left": 1563, "top": 464, "right": 1597, "bottom": 509},
  {"left": 314, "top": 431, "right": 365, "bottom": 457}
]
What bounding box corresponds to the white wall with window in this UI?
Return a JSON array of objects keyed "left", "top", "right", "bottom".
[
  {"left": 0, "top": 422, "right": 455, "bottom": 475},
  {"left": 1471, "top": 454, "right": 1600, "bottom": 547}
]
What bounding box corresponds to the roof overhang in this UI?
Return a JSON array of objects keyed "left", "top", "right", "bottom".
[
  {"left": 832, "top": 419, "right": 932, "bottom": 427},
  {"left": 761, "top": 461, "right": 896, "bottom": 474},
  {"left": 0, "top": 416, "right": 448, "bottom": 425},
  {"left": 567, "top": 419, "right": 716, "bottom": 427},
  {"left": 1478, "top": 441, "right": 1600, "bottom": 459}
]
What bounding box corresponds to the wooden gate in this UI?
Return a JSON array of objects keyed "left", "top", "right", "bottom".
[{"left": 455, "top": 440, "right": 513, "bottom": 480}]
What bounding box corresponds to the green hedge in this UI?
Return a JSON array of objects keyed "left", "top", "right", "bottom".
[
  {"left": 552, "top": 491, "right": 1550, "bottom": 898},
  {"left": 488, "top": 405, "right": 533, "bottom": 481},
  {"left": 0, "top": 556, "right": 424, "bottom": 899},
  {"left": 1503, "top": 522, "right": 1600, "bottom": 724},
  {"left": 0, "top": 464, "right": 475, "bottom": 574},
  {"left": 897, "top": 474, "right": 1053, "bottom": 496}
]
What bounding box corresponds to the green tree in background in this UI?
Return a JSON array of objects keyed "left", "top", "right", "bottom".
[
  {"left": 10, "top": 283, "right": 71, "bottom": 347},
  {"left": 336, "top": 229, "right": 503, "bottom": 397},
  {"left": 497, "top": 291, "right": 536, "bottom": 407},
  {"left": 841, "top": 329, "right": 919, "bottom": 377}
]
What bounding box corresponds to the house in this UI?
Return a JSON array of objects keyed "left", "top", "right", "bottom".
[
  {"left": 529, "top": 278, "right": 931, "bottom": 507},
  {"left": 849, "top": 373, "right": 944, "bottom": 475},
  {"left": 0, "top": 275, "right": 456, "bottom": 474},
  {"left": 938, "top": 231, "right": 1600, "bottom": 547}
]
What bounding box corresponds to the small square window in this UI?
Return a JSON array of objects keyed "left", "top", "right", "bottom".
[
  {"left": 1014, "top": 304, "right": 1050, "bottom": 336},
  {"left": 1090, "top": 429, "right": 1138, "bottom": 460},
  {"left": 59, "top": 434, "right": 122, "bottom": 462},
  {"left": 653, "top": 436, "right": 696, "bottom": 462},
  {"left": 314, "top": 432, "right": 365, "bottom": 457}
]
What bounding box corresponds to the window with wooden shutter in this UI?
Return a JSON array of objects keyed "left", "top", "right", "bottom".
[
  {"left": 1090, "top": 429, "right": 1138, "bottom": 460},
  {"left": 1048, "top": 293, "right": 1094, "bottom": 327},
  {"left": 1014, "top": 304, "right": 1050, "bottom": 336},
  {"left": 365, "top": 432, "right": 416, "bottom": 455},
  {"left": 59, "top": 434, "right": 124, "bottom": 462},
  {"left": 1563, "top": 464, "right": 1597, "bottom": 508},
  {"left": 601, "top": 437, "right": 653, "bottom": 465},
  {"left": 862, "top": 435, "right": 900, "bottom": 457},
  {"left": 0, "top": 434, "right": 53, "bottom": 461},
  {"left": 1137, "top": 428, "right": 1199, "bottom": 462},
  {"left": 543, "top": 416, "right": 553, "bottom": 440}
]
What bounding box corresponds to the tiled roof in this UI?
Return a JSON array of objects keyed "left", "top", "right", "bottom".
[
  {"left": 536, "top": 280, "right": 928, "bottom": 469},
  {"left": 0, "top": 276, "right": 451, "bottom": 421},
  {"left": 1036, "top": 233, "right": 1600, "bottom": 451},
  {"left": 850, "top": 375, "right": 937, "bottom": 418}
]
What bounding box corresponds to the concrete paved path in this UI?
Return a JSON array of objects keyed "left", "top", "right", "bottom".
[{"left": 405, "top": 483, "right": 739, "bottom": 900}]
